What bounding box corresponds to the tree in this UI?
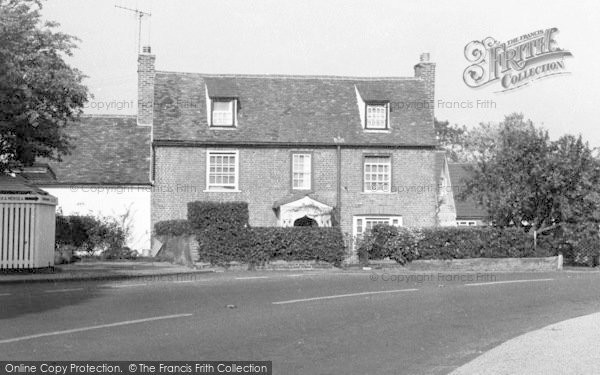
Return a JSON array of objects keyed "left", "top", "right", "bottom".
[
  {"left": 435, "top": 118, "right": 503, "bottom": 163},
  {"left": 464, "top": 113, "right": 600, "bottom": 237},
  {"left": 0, "top": 0, "right": 88, "bottom": 174},
  {"left": 434, "top": 118, "right": 466, "bottom": 162}
]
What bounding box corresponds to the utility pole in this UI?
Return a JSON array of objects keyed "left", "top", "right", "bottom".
[{"left": 115, "top": 4, "right": 152, "bottom": 53}]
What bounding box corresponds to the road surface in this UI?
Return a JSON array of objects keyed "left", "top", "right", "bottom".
[{"left": 1, "top": 270, "right": 599, "bottom": 374}]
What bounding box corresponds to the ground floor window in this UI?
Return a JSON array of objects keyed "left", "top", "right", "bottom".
[
  {"left": 352, "top": 215, "right": 402, "bottom": 237},
  {"left": 457, "top": 220, "right": 477, "bottom": 226}
]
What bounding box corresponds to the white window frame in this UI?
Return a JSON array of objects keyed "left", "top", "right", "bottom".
[
  {"left": 205, "top": 150, "right": 240, "bottom": 192},
  {"left": 364, "top": 155, "right": 391, "bottom": 193},
  {"left": 210, "top": 98, "right": 237, "bottom": 127},
  {"left": 457, "top": 220, "right": 477, "bottom": 226},
  {"left": 365, "top": 103, "right": 389, "bottom": 130},
  {"left": 291, "top": 153, "right": 312, "bottom": 190},
  {"left": 353, "top": 216, "right": 403, "bottom": 238}
]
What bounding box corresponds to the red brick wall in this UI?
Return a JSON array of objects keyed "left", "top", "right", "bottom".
[{"left": 152, "top": 146, "right": 438, "bottom": 237}]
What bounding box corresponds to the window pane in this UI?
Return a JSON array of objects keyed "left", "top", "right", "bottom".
[
  {"left": 212, "top": 100, "right": 234, "bottom": 126},
  {"left": 366, "top": 104, "right": 388, "bottom": 129},
  {"left": 207, "top": 152, "right": 237, "bottom": 190},
  {"left": 213, "top": 101, "right": 231, "bottom": 111},
  {"left": 364, "top": 156, "right": 391, "bottom": 192},
  {"left": 292, "top": 154, "right": 311, "bottom": 190}
]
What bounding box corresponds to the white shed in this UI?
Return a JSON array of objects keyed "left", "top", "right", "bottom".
[{"left": 0, "top": 175, "right": 57, "bottom": 269}]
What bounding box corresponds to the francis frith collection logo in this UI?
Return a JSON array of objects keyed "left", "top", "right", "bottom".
[{"left": 463, "top": 27, "right": 572, "bottom": 92}]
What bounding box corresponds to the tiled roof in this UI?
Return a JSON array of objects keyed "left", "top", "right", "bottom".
[
  {"left": 40, "top": 115, "right": 151, "bottom": 185},
  {"left": 0, "top": 175, "right": 50, "bottom": 195},
  {"left": 448, "top": 163, "right": 489, "bottom": 220},
  {"left": 153, "top": 72, "right": 436, "bottom": 146}
]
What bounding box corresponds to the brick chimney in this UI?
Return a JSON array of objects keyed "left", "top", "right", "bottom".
[
  {"left": 137, "top": 45, "right": 155, "bottom": 126},
  {"left": 414, "top": 52, "right": 435, "bottom": 115}
]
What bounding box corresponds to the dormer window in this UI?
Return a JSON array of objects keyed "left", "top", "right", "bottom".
[
  {"left": 365, "top": 102, "right": 389, "bottom": 130},
  {"left": 211, "top": 99, "right": 236, "bottom": 127}
]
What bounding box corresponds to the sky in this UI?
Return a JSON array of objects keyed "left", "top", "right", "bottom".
[{"left": 41, "top": 0, "right": 600, "bottom": 145}]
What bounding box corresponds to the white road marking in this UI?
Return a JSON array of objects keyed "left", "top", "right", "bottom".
[
  {"left": 0, "top": 313, "right": 193, "bottom": 345},
  {"left": 465, "top": 278, "right": 554, "bottom": 287},
  {"left": 108, "top": 283, "right": 148, "bottom": 288},
  {"left": 273, "top": 288, "right": 419, "bottom": 305},
  {"left": 235, "top": 276, "right": 269, "bottom": 280},
  {"left": 44, "top": 288, "right": 84, "bottom": 293},
  {"left": 0, "top": 293, "right": 11, "bottom": 297}
]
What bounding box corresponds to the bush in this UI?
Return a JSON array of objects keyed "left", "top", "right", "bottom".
[
  {"left": 196, "top": 227, "right": 346, "bottom": 266},
  {"left": 102, "top": 246, "right": 138, "bottom": 260},
  {"left": 187, "top": 201, "right": 249, "bottom": 230},
  {"left": 357, "top": 226, "right": 421, "bottom": 264},
  {"left": 359, "top": 225, "right": 557, "bottom": 262},
  {"left": 54, "top": 244, "right": 77, "bottom": 265},
  {"left": 55, "top": 214, "right": 126, "bottom": 256},
  {"left": 155, "top": 219, "right": 192, "bottom": 236}
]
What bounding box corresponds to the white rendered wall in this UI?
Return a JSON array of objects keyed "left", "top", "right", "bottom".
[{"left": 41, "top": 186, "right": 151, "bottom": 251}]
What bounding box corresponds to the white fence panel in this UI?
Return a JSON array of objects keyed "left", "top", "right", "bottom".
[{"left": 0, "top": 194, "right": 57, "bottom": 269}]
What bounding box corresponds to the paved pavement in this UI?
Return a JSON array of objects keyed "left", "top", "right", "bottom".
[
  {"left": 451, "top": 312, "right": 600, "bottom": 375},
  {"left": 0, "top": 261, "right": 212, "bottom": 284},
  {"left": 1, "top": 270, "right": 599, "bottom": 374}
]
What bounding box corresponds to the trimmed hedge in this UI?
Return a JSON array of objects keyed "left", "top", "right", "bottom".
[
  {"left": 187, "top": 201, "right": 249, "bottom": 230},
  {"left": 157, "top": 201, "right": 346, "bottom": 266},
  {"left": 155, "top": 219, "right": 192, "bottom": 237},
  {"left": 358, "top": 225, "right": 558, "bottom": 264},
  {"left": 250, "top": 227, "right": 345, "bottom": 264},
  {"left": 196, "top": 227, "right": 346, "bottom": 266}
]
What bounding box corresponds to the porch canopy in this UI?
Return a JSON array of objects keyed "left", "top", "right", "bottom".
[{"left": 273, "top": 195, "right": 333, "bottom": 227}]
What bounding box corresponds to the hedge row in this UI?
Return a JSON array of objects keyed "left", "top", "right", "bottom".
[
  {"left": 187, "top": 201, "right": 248, "bottom": 230},
  {"left": 358, "top": 226, "right": 559, "bottom": 264},
  {"left": 155, "top": 201, "right": 346, "bottom": 266},
  {"left": 154, "top": 219, "right": 192, "bottom": 237}
]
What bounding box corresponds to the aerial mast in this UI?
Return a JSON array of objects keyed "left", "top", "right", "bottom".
[{"left": 114, "top": 4, "right": 152, "bottom": 53}]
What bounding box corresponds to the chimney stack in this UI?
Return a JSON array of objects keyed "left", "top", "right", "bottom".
[
  {"left": 414, "top": 52, "right": 435, "bottom": 118},
  {"left": 138, "top": 45, "right": 155, "bottom": 126}
]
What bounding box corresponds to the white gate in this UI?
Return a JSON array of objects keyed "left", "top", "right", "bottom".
[{"left": 0, "top": 194, "right": 57, "bottom": 269}]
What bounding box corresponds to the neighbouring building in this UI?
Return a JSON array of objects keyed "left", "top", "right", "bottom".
[
  {"left": 447, "top": 162, "right": 489, "bottom": 226},
  {"left": 144, "top": 47, "right": 441, "bottom": 260},
  {"left": 25, "top": 115, "right": 153, "bottom": 251}
]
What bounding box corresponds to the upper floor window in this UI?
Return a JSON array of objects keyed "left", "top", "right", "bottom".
[
  {"left": 365, "top": 103, "right": 389, "bottom": 130},
  {"left": 364, "top": 155, "right": 391, "bottom": 193},
  {"left": 211, "top": 99, "right": 236, "bottom": 127},
  {"left": 292, "top": 153, "right": 312, "bottom": 190},
  {"left": 206, "top": 150, "right": 239, "bottom": 191}
]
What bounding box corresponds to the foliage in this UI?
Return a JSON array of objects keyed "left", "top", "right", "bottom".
[
  {"left": 154, "top": 219, "right": 192, "bottom": 237},
  {"left": 0, "top": 0, "right": 89, "bottom": 173},
  {"left": 463, "top": 113, "right": 600, "bottom": 235},
  {"left": 357, "top": 225, "right": 421, "bottom": 264},
  {"left": 187, "top": 201, "right": 249, "bottom": 230},
  {"left": 55, "top": 214, "right": 126, "bottom": 256},
  {"left": 196, "top": 227, "right": 345, "bottom": 266},
  {"left": 434, "top": 118, "right": 467, "bottom": 162},
  {"left": 359, "top": 225, "right": 558, "bottom": 262}
]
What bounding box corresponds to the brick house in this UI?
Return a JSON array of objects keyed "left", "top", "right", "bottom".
[{"left": 140, "top": 47, "right": 440, "bottom": 259}]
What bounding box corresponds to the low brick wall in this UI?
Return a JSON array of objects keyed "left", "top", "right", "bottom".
[
  {"left": 370, "top": 255, "right": 563, "bottom": 272},
  {"left": 196, "top": 260, "right": 336, "bottom": 271}
]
